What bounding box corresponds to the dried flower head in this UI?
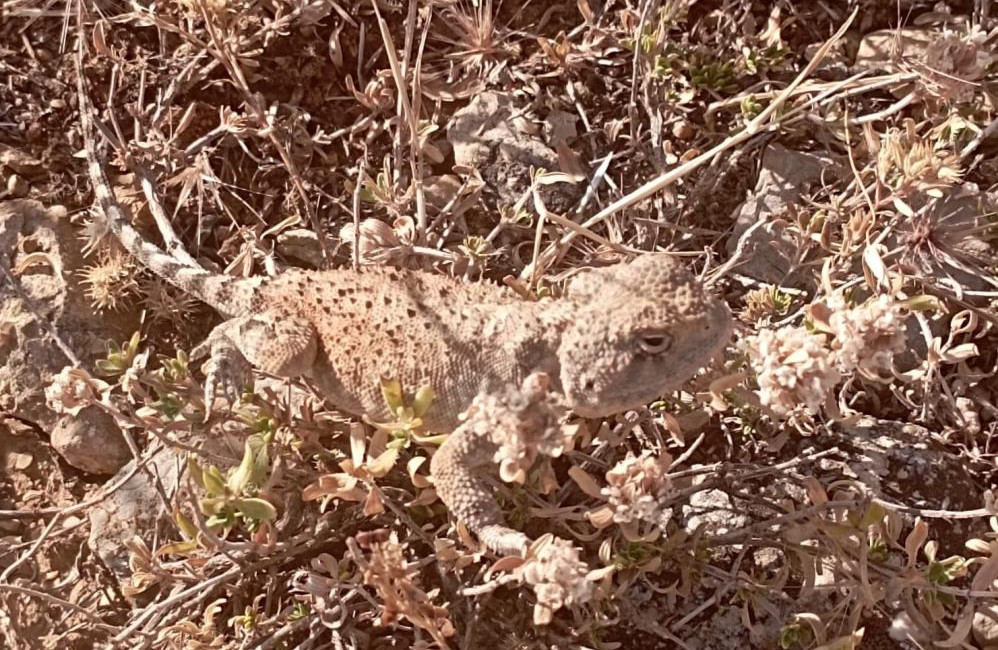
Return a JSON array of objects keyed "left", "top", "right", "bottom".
[
  {"left": 515, "top": 534, "right": 594, "bottom": 625},
  {"left": 140, "top": 277, "right": 201, "bottom": 326},
  {"left": 79, "top": 248, "right": 138, "bottom": 312},
  {"left": 433, "top": 0, "right": 517, "bottom": 74},
  {"left": 360, "top": 534, "right": 455, "bottom": 645},
  {"left": 877, "top": 119, "right": 961, "bottom": 197},
  {"left": 292, "top": 553, "right": 349, "bottom": 630},
  {"left": 339, "top": 217, "right": 414, "bottom": 266},
  {"left": 602, "top": 451, "right": 674, "bottom": 531},
  {"left": 827, "top": 294, "right": 906, "bottom": 377},
  {"left": 744, "top": 326, "right": 840, "bottom": 417},
  {"left": 44, "top": 366, "right": 110, "bottom": 416}
]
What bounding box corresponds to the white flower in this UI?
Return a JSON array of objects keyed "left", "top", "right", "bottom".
[
  {"left": 827, "top": 294, "right": 906, "bottom": 376},
  {"left": 44, "top": 366, "right": 109, "bottom": 416},
  {"left": 517, "top": 535, "right": 594, "bottom": 625},
  {"left": 462, "top": 372, "right": 569, "bottom": 484},
  {"left": 601, "top": 451, "right": 673, "bottom": 530},
  {"left": 745, "top": 326, "right": 840, "bottom": 416}
]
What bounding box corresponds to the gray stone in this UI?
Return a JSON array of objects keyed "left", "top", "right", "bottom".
[
  {"left": 0, "top": 200, "right": 130, "bottom": 429},
  {"left": 683, "top": 488, "right": 748, "bottom": 536},
  {"left": 725, "top": 144, "right": 845, "bottom": 286},
  {"left": 87, "top": 446, "right": 182, "bottom": 580},
  {"left": 50, "top": 406, "right": 131, "bottom": 475},
  {"left": 447, "top": 92, "right": 581, "bottom": 214},
  {"left": 855, "top": 28, "right": 937, "bottom": 72}
]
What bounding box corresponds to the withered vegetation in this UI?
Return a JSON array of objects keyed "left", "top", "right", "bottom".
[{"left": 1, "top": 1, "right": 997, "bottom": 649}]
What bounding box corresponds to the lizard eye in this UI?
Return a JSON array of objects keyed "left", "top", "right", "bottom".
[{"left": 637, "top": 330, "right": 673, "bottom": 354}]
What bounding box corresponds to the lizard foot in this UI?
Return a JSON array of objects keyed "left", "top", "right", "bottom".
[
  {"left": 194, "top": 326, "right": 254, "bottom": 415},
  {"left": 432, "top": 372, "right": 571, "bottom": 556},
  {"left": 193, "top": 313, "right": 317, "bottom": 416}
]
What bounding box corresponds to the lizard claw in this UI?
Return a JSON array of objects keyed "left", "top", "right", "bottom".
[{"left": 199, "top": 333, "right": 253, "bottom": 418}]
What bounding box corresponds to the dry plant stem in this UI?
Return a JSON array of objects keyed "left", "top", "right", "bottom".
[
  {"left": 197, "top": 5, "right": 319, "bottom": 244},
  {"left": 628, "top": 0, "right": 654, "bottom": 146},
  {"left": 0, "top": 511, "right": 62, "bottom": 583},
  {"left": 371, "top": 0, "right": 428, "bottom": 241},
  {"left": 351, "top": 157, "right": 366, "bottom": 269},
  {"left": 520, "top": 8, "right": 858, "bottom": 280},
  {"left": 959, "top": 113, "right": 998, "bottom": 161},
  {"left": 116, "top": 532, "right": 347, "bottom": 644},
  {"left": 136, "top": 169, "right": 200, "bottom": 267},
  {"left": 852, "top": 91, "right": 918, "bottom": 125},
  {"left": 375, "top": 485, "right": 436, "bottom": 546},
  {"left": 0, "top": 454, "right": 143, "bottom": 520},
  {"left": 0, "top": 584, "right": 118, "bottom": 634}
]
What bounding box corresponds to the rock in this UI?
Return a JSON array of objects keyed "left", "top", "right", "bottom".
[
  {"left": 50, "top": 406, "right": 131, "bottom": 475},
  {"left": 854, "top": 28, "right": 936, "bottom": 72},
  {"left": 87, "top": 446, "right": 182, "bottom": 580},
  {"left": 422, "top": 174, "right": 470, "bottom": 217},
  {"left": 682, "top": 488, "right": 748, "bottom": 535},
  {"left": 275, "top": 228, "right": 335, "bottom": 268},
  {"left": 0, "top": 200, "right": 134, "bottom": 429},
  {"left": 447, "top": 92, "right": 582, "bottom": 214},
  {"left": 683, "top": 605, "right": 749, "bottom": 650},
  {"left": 800, "top": 417, "right": 989, "bottom": 552},
  {"left": 974, "top": 604, "right": 998, "bottom": 648},
  {"left": 725, "top": 144, "right": 845, "bottom": 286},
  {"left": 0, "top": 144, "right": 45, "bottom": 179},
  {"left": 88, "top": 435, "right": 241, "bottom": 583}
]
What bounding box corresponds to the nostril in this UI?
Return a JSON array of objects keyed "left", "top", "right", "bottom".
[{"left": 583, "top": 379, "right": 595, "bottom": 391}]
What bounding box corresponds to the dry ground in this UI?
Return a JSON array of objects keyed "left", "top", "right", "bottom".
[{"left": 1, "top": 1, "right": 997, "bottom": 649}]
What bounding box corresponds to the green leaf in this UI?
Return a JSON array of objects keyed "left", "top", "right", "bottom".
[
  {"left": 202, "top": 466, "right": 227, "bottom": 497},
  {"left": 157, "top": 540, "right": 199, "bottom": 557},
  {"left": 235, "top": 497, "right": 278, "bottom": 521},
  {"left": 251, "top": 437, "right": 270, "bottom": 487},
  {"left": 858, "top": 503, "right": 887, "bottom": 529},
  {"left": 127, "top": 331, "right": 141, "bottom": 356},
  {"left": 903, "top": 294, "right": 944, "bottom": 312},
  {"left": 175, "top": 510, "right": 199, "bottom": 540},
  {"left": 412, "top": 384, "right": 435, "bottom": 418},
  {"left": 228, "top": 437, "right": 258, "bottom": 493},
  {"left": 205, "top": 513, "right": 231, "bottom": 528}
]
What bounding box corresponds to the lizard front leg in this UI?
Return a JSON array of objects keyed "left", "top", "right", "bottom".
[
  {"left": 193, "top": 313, "right": 318, "bottom": 411},
  {"left": 431, "top": 373, "right": 569, "bottom": 556}
]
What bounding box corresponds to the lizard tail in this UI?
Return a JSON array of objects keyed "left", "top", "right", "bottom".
[{"left": 75, "top": 42, "right": 254, "bottom": 318}]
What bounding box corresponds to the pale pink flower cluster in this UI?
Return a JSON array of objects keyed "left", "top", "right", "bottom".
[
  {"left": 479, "top": 373, "right": 570, "bottom": 484},
  {"left": 44, "top": 366, "right": 109, "bottom": 416},
  {"left": 516, "top": 535, "right": 594, "bottom": 625},
  {"left": 827, "top": 294, "right": 906, "bottom": 377},
  {"left": 602, "top": 451, "right": 674, "bottom": 529},
  {"left": 746, "top": 295, "right": 907, "bottom": 416},
  {"left": 745, "top": 326, "right": 840, "bottom": 416}
]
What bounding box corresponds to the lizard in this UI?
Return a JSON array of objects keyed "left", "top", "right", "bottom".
[{"left": 74, "top": 47, "right": 734, "bottom": 556}]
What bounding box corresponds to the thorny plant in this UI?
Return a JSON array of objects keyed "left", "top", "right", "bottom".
[{"left": 3, "top": 1, "right": 998, "bottom": 649}]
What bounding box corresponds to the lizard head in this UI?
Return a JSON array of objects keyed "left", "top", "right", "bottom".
[{"left": 555, "top": 254, "right": 732, "bottom": 418}]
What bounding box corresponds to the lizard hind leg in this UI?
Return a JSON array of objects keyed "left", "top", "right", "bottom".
[{"left": 193, "top": 313, "right": 318, "bottom": 412}]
